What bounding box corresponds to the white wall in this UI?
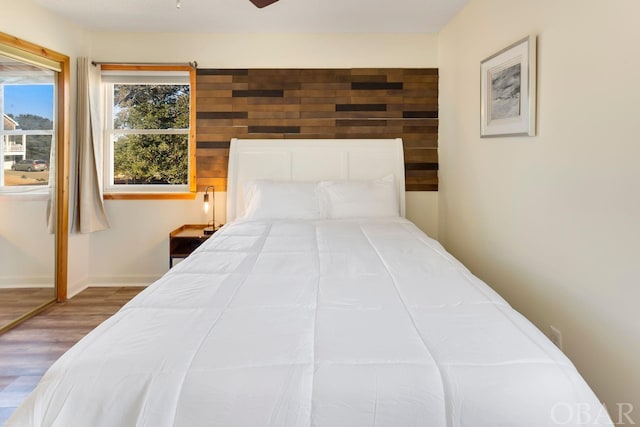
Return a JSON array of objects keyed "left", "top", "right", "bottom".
[
  {"left": 85, "top": 32, "right": 441, "bottom": 288},
  {"left": 438, "top": 0, "right": 640, "bottom": 422},
  {"left": 89, "top": 32, "right": 439, "bottom": 68},
  {"left": 0, "top": 0, "right": 87, "bottom": 53},
  {"left": 0, "top": 199, "right": 54, "bottom": 287},
  {"left": 406, "top": 191, "right": 438, "bottom": 236},
  {"left": 88, "top": 196, "right": 221, "bottom": 287}
]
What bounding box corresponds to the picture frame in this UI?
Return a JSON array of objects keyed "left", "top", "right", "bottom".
[{"left": 480, "top": 35, "right": 536, "bottom": 137}]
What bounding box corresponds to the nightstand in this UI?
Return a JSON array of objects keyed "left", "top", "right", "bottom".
[{"left": 169, "top": 224, "right": 213, "bottom": 268}]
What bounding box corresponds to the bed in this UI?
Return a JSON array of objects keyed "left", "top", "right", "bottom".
[{"left": 7, "top": 138, "right": 612, "bottom": 426}]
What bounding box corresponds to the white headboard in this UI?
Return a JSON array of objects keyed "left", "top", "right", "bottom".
[{"left": 226, "top": 138, "right": 406, "bottom": 223}]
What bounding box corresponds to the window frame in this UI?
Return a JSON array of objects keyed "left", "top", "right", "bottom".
[{"left": 101, "top": 64, "right": 196, "bottom": 200}]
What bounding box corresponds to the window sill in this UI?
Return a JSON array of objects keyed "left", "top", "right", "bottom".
[
  {"left": 103, "top": 193, "right": 196, "bottom": 200},
  {"left": 0, "top": 189, "right": 50, "bottom": 201}
]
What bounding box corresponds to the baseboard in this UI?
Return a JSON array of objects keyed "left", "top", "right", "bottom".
[
  {"left": 0, "top": 277, "right": 54, "bottom": 289},
  {"left": 87, "top": 275, "right": 159, "bottom": 288},
  {"left": 0, "top": 277, "right": 153, "bottom": 298}
]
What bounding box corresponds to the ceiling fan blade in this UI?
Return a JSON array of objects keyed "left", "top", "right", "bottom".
[{"left": 249, "top": 0, "right": 279, "bottom": 8}]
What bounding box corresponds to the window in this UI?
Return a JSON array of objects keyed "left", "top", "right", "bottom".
[
  {"left": 0, "top": 53, "right": 56, "bottom": 193},
  {"left": 102, "top": 65, "right": 195, "bottom": 195}
]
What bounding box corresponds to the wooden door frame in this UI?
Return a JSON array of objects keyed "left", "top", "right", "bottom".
[{"left": 0, "top": 32, "right": 70, "bottom": 302}]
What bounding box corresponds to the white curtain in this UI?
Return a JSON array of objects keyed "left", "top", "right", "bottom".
[
  {"left": 73, "top": 57, "right": 110, "bottom": 233},
  {"left": 46, "top": 135, "right": 56, "bottom": 233}
]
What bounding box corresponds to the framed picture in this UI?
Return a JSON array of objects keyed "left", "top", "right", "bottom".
[{"left": 480, "top": 35, "right": 536, "bottom": 137}]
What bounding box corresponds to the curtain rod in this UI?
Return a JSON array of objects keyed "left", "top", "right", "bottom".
[{"left": 92, "top": 61, "right": 198, "bottom": 68}]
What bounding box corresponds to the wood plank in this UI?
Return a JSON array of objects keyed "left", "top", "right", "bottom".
[
  {"left": 404, "top": 148, "right": 439, "bottom": 163},
  {"left": 0, "top": 289, "right": 54, "bottom": 326},
  {"left": 196, "top": 177, "right": 228, "bottom": 192}
]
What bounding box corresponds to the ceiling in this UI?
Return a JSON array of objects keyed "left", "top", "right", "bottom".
[{"left": 33, "top": 0, "right": 469, "bottom": 33}]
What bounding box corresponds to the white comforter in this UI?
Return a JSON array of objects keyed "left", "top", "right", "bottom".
[{"left": 8, "top": 218, "right": 611, "bottom": 426}]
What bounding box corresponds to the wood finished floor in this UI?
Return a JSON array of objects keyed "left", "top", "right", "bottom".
[
  {"left": 0, "top": 287, "right": 145, "bottom": 425},
  {"left": 0, "top": 288, "right": 55, "bottom": 326}
]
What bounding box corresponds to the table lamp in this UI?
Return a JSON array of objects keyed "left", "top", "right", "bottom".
[{"left": 203, "top": 186, "right": 216, "bottom": 234}]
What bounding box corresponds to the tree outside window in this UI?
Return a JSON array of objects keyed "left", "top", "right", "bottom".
[
  {"left": 102, "top": 66, "right": 193, "bottom": 194},
  {"left": 112, "top": 84, "right": 189, "bottom": 185}
]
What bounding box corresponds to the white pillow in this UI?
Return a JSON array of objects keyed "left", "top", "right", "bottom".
[
  {"left": 318, "top": 175, "right": 399, "bottom": 219},
  {"left": 242, "top": 180, "right": 322, "bottom": 220}
]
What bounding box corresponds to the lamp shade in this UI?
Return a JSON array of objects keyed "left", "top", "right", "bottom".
[{"left": 203, "top": 186, "right": 215, "bottom": 234}]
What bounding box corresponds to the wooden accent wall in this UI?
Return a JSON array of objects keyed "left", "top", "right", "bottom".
[{"left": 195, "top": 68, "right": 438, "bottom": 191}]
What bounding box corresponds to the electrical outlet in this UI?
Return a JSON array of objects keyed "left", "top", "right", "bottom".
[{"left": 549, "top": 325, "right": 563, "bottom": 350}]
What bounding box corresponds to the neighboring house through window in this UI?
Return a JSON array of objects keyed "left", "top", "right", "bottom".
[{"left": 0, "top": 54, "right": 55, "bottom": 192}]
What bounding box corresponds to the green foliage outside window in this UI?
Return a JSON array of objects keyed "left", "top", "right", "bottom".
[
  {"left": 114, "top": 134, "right": 188, "bottom": 185},
  {"left": 112, "top": 84, "right": 189, "bottom": 185}
]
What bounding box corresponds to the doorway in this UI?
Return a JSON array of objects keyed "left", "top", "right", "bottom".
[{"left": 0, "top": 32, "right": 69, "bottom": 333}]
